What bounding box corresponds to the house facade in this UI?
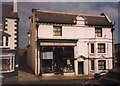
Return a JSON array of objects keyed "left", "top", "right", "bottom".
[
  {"left": 115, "top": 43, "right": 120, "bottom": 67},
  {"left": 27, "top": 9, "right": 115, "bottom": 76},
  {"left": 0, "top": 2, "right": 19, "bottom": 76}
]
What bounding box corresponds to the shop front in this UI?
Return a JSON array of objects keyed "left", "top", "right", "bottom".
[
  {"left": 0, "top": 50, "right": 15, "bottom": 74},
  {"left": 38, "top": 39, "right": 78, "bottom": 76}
]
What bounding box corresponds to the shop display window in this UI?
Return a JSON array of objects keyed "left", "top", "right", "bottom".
[{"left": 0, "top": 56, "right": 14, "bottom": 73}]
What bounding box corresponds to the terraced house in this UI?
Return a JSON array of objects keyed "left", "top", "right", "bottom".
[
  {"left": 27, "top": 9, "right": 115, "bottom": 76},
  {"left": 0, "top": 1, "right": 19, "bottom": 76}
]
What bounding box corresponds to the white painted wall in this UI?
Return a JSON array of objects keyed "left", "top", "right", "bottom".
[
  {"left": 29, "top": 15, "right": 113, "bottom": 76},
  {"left": 38, "top": 25, "right": 95, "bottom": 39},
  {"left": 36, "top": 23, "right": 113, "bottom": 75},
  {"left": 4, "top": 18, "right": 17, "bottom": 49}
]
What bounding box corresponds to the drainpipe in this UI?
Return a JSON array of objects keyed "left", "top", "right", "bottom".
[
  {"left": 36, "top": 22, "right": 39, "bottom": 75},
  {"left": 87, "top": 43, "right": 89, "bottom": 77},
  {"left": 111, "top": 27, "right": 115, "bottom": 68}
]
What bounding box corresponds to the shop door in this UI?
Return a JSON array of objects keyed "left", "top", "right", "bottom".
[
  {"left": 53, "top": 47, "right": 63, "bottom": 74},
  {"left": 78, "top": 62, "right": 83, "bottom": 74}
]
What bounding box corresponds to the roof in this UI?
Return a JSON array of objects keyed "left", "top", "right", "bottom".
[
  {"left": 35, "top": 10, "right": 77, "bottom": 24},
  {"left": 3, "top": 32, "right": 11, "bottom": 37},
  {"left": 2, "top": 4, "right": 19, "bottom": 19},
  {"left": 32, "top": 9, "right": 114, "bottom": 26},
  {"left": 0, "top": 31, "right": 11, "bottom": 37}
]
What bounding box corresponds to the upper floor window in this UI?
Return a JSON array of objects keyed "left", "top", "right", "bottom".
[
  {"left": 6, "top": 37, "right": 8, "bottom": 46},
  {"left": 0, "top": 32, "right": 3, "bottom": 46},
  {"left": 53, "top": 26, "right": 62, "bottom": 36},
  {"left": 98, "top": 43, "right": 105, "bottom": 53},
  {"left": 91, "top": 43, "right": 94, "bottom": 53},
  {"left": 95, "top": 27, "right": 102, "bottom": 37},
  {"left": 0, "top": 40, "right": 3, "bottom": 46}
]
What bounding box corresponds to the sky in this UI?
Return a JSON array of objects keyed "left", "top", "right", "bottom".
[{"left": 1, "top": 1, "right": 119, "bottom": 48}]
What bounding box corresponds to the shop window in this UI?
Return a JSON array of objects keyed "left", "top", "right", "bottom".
[
  {"left": 63, "top": 47, "right": 74, "bottom": 73},
  {"left": 41, "top": 47, "right": 53, "bottom": 73},
  {"left": 98, "top": 60, "right": 106, "bottom": 70},
  {"left": 0, "top": 56, "right": 14, "bottom": 73},
  {"left": 53, "top": 26, "right": 62, "bottom": 36}
]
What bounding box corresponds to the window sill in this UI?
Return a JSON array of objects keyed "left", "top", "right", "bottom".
[
  {"left": 0, "top": 46, "right": 10, "bottom": 48},
  {"left": 0, "top": 70, "right": 14, "bottom": 73}
]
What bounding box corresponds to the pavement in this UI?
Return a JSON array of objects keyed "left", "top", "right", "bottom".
[{"left": 2, "top": 66, "right": 99, "bottom": 85}]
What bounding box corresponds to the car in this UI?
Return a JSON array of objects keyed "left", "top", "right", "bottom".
[{"left": 94, "top": 70, "right": 108, "bottom": 80}]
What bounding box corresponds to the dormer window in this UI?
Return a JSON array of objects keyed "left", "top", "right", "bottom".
[
  {"left": 53, "top": 26, "right": 62, "bottom": 36},
  {"left": 95, "top": 27, "right": 102, "bottom": 37}
]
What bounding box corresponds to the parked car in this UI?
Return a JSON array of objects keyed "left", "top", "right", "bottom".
[{"left": 94, "top": 70, "right": 108, "bottom": 80}]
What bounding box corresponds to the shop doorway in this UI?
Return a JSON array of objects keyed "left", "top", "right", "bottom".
[
  {"left": 78, "top": 62, "right": 84, "bottom": 74},
  {"left": 53, "top": 47, "right": 63, "bottom": 74}
]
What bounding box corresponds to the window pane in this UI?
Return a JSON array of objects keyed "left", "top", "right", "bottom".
[
  {"left": 98, "top": 43, "right": 105, "bottom": 53},
  {"left": 91, "top": 43, "right": 94, "bottom": 53},
  {"left": 91, "top": 60, "right": 94, "bottom": 70},
  {"left": 53, "top": 26, "right": 62, "bottom": 36},
  {"left": 0, "top": 56, "right": 14, "bottom": 72},
  {"left": 98, "top": 60, "right": 106, "bottom": 70},
  {"left": 95, "top": 28, "right": 102, "bottom": 37}
]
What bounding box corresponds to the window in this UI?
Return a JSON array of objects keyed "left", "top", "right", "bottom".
[
  {"left": 63, "top": 47, "right": 74, "bottom": 73},
  {"left": 98, "top": 43, "right": 105, "bottom": 53},
  {"left": 98, "top": 60, "right": 106, "bottom": 70},
  {"left": 0, "top": 56, "right": 14, "bottom": 73},
  {"left": 0, "top": 38, "right": 3, "bottom": 46},
  {"left": 6, "top": 37, "right": 8, "bottom": 46},
  {"left": 91, "top": 43, "right": 94, "bottom": 53},
  {"left": 53, "top": 26, "right": 62, "bottom": 36},
  {"left": 41, "top": 47, "right": 53, "bottom": 73},
  {"left": 91, "top": 60, "right": 94, "bottom": 70},
  {"left": 95, "top": 28, "right": 102, "bottom": 37},
  {"left": 0, "top": 32, "right": 3, "bottom": 46},
  {"left": 0, "top": 41, "right": 3, "bottom": 46}
]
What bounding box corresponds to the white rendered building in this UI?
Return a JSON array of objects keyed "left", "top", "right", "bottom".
[
  {"left": 27, "top": 9, "right": 115, "bottom": 76},
  {"left": 0, "top": 1, "right": 19, "bottom": 76}
]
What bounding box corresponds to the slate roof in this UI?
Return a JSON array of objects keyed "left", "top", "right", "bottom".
[
  {"left": 32, "top": 9, "right": 114, "bottom": 26},
  {"left": 3, "top": 32, "right": 11, "bottom": 37}
]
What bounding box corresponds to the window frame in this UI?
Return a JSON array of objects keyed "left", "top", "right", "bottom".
[
  {"left": 91, "top": 43, "right": 94, "bottom": 53},
  {"left": 0, "top": 55, "right": 15, "bottom": 73},
  {"left": 91, "top": 60, "right": 94, "bottom": 70},
  {"left": 98, "top": 43, "right": 106, "bottom": 53},
  {"left": 6, "top": 36, "right": 8, "bottom": 46},
  {"left": 98, "top": 60, "right": 106, "bottom": 70},
  {"left": 53, "top": 26, "right": 62, "bottom": 36},
  {"left": 95, "top": 27, "right": 102, "bottom": 37}
]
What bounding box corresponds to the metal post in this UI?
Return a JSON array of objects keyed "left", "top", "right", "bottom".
[{"left": 87, "top": 43, "right": 89, "bottom": 77}]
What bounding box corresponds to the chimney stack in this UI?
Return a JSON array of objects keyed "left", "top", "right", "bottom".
[{"left": 13, "top": 0, "right": 17, "bottom": 13}]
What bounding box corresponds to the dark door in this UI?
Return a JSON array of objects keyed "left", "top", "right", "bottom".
[
  {"left": 53, "top": 47, "right": 63, "bottom": 74},
  {"left": 78, "top": 62, "right": 83, "bottom": 74}
]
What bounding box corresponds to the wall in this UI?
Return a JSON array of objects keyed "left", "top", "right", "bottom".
[
  {"left": 27, "top": 17, "right": 36, "bottom": 74},
  {"left": 4, "top": 18, "right": 17, "bottom": 49}
]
